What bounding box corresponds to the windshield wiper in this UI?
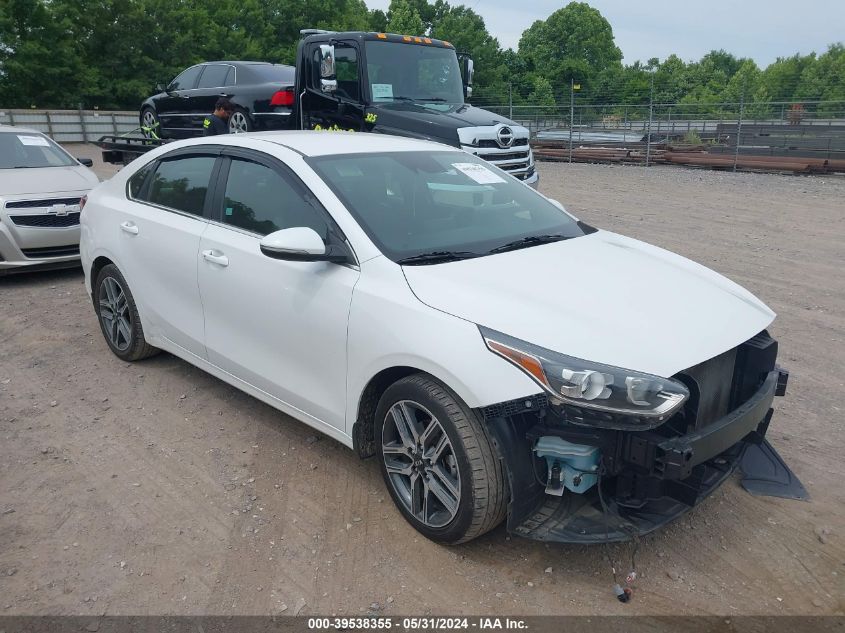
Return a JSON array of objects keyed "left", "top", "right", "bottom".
[
  {"left": 390, "top": 96, "right": 449, "bottom": 103},
  {"left": 397, "top": 250, "right": 481, "bottom": 265},
  {"left": 488, "top": 234, "right": 569, "bottom": 254}
]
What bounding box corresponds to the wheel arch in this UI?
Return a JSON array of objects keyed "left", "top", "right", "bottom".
[{"left": 352, "top": 362, "right": 484, "bottom": 459}]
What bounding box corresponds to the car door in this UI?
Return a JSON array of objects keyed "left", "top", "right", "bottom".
[
  {"left": 153, "top": 65, "right": 203, "bottom": 137},
  {"left": 121, "top": 150, "right": 221, "bottom": 359},
  {"left": 191, "top": 64, "right": 235, "bottom": 131},
  {"left": 197, "top": 148, "right": 359, "bottom": 432},
  {"left": 302, "top": 42, "right": 366, "bottom": 131}
]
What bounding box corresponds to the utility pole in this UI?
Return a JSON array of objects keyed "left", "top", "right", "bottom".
[
  {"left": 508, "top": 82, "right": 513, "bottom": 120},
  {"left": 568, "top": 77, "right": 574, "bottom": 163},
  {"left": 645, "top": 72, "right": 654, "bottom": 167},
  {"left": 733, "top": 86, "right": 745, "bottom": 173}
]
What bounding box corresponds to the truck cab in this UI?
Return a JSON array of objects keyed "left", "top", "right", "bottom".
[{"left": 294, "top": 31, "right": 538, "bottom": 187}]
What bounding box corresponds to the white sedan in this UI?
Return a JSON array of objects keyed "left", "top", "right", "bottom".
[{"left": 80, "top": 132, "right": 787, "bottom": 544}]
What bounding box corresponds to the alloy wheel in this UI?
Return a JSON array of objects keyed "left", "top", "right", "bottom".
[
  {"left": 229, "top": 111, "right": 249, "bottom": 134},
  {"left": 382, "top": 400, "right": 461, "bottom": 528},
  {"left": 98, "top": 276, "right": 132, "bottom": 351},
  {"left": 141, "top": 110, "right": 158, "bottom": 138}
]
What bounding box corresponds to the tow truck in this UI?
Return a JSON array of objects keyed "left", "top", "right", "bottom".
[{"left": 99, "top": 29, "right": 538, "bottom": 187}]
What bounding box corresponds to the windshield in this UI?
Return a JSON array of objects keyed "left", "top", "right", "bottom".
[
  {"left": 308, "top": 151, "right": 592, "bottom": 262},
  {"left": 365, "top": 41, "right": 464, "bottom": 104},
  {"left": 0, "top": 132, "right": 77, "bottom": 169}
]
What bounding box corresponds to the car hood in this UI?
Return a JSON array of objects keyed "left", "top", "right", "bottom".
[
  {"left": 402, "top": 230, "right": 775, "bottom": 377},
  {"left": 0, "top": 165, "right": 98, "bottom": 198},
  {"left": 370, "top": 103, "right": 518, "bottom": 146}
]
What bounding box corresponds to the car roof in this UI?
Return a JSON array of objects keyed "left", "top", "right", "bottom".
[
  {"left": 0, "top": 124, "right": 44, "bottom": 135},
  {"left": 164, "top": 131, "right": 462, "bottom": 157}
]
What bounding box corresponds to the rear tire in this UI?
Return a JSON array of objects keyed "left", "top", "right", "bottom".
[
  {"left": 229, "top": 108, "right": 253, "bottom": 134},
  {"left": 376, "top": 374, "right": 507, "bottom": 544},
  {"left": 93, "top": 264, "right": 159, "bottom": 362}
]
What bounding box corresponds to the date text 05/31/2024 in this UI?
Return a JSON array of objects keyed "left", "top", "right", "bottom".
[{"left": 307, "top": 617, "right": 528, "bottom": 630}]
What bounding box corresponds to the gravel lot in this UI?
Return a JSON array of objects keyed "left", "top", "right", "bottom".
[{"left": 1, "top": 143, "right": 843, "bottom": 616}]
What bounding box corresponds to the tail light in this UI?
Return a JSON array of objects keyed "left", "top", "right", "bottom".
[
  {"left": 270, "top": 89, "right": 294, "bottom": 107},
  {"left": 79, "top": 195, "right": 87, "bottom": 212}
]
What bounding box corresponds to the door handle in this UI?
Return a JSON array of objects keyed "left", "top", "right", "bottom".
[
  {"left": 202, "top": 250, "right": 229, "bottom": 267},
  {"left": 120, "top": 222, "right": 139, "bottom": 235}
]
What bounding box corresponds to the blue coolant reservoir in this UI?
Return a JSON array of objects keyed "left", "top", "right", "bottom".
[{"left": 534, "top": 437, "right": 601, "bottom": 495}]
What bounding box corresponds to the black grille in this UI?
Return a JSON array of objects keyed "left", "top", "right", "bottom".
[
  {"left": 477, "top": 138, "right": 529, "bottom": 148},
  {"left": 21, "top": 245, "right": 79, "bottom": 258},
  {"left": 5, "top": 197, "right": 81, "bottom": 209},
  {"left": 482, "top": 393, "right": 548, "bottom": 419},
  {"left": 10, "top": 212, "right": 80, "bottom": 228},
  {"left": 478, "top": 151, "right": 529, "bottom": 162}
]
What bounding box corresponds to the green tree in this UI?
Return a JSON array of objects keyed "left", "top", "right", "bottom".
[
  {"left": 386, "top": 0, "right": 425, "bottom": 36},
  {"left": 517, "top": 2, "right": 622, "bottom": 98},
  {"left": 527, "top": 76, "right": 557, "bottom": 115},
  {"left": 429, "top": 5, "right": 506, "bottom": 103}
]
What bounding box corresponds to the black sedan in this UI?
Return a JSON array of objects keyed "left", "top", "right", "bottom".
[{"left": 140, "top": 61, "right": 296, "bottom": 138}]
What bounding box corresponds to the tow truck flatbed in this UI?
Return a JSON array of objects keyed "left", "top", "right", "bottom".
[{"left": 97, "top": 135, "right": 170, "bottom": 165}]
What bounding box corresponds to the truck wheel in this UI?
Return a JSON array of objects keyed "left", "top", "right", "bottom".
[
  {"left": 229, "top": 108, "right": 253, "bottom": 134},
  {"left": 140, "top": 108, "right": 162, "bottom": 139},
  {"left": 375, "top": 374, "right": 507, "bottom": 544},
  {"left": 94, "top": 264, "right": 159, "bottom": 362}
]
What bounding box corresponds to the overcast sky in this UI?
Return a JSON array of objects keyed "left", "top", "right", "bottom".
[{"left": 363, "top": 0, "right": 844, "bottom": 67}]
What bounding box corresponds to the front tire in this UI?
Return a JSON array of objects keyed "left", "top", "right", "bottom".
[
  {"left": 93, "top": 264, "right": 159, "bottom": 361},
  {"left": 140, "top": 107, "right": 162, "bottom": 139},
  {"left": 229, "top": 108, "right": 253, "bottom": 134},
  {"left": 376, "top": 374, "right": 507, "bottom": 544}
]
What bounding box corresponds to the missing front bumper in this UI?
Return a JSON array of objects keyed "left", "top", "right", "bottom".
[{"left": 486, "top": 368, "right": 787, "bottom": 544}]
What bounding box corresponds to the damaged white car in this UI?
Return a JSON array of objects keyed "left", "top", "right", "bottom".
[{"left": 80, "top": 132, "right": 789, "bottom": 544}]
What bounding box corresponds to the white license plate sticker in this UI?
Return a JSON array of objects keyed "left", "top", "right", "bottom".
[
  {"left": 17, "top": 135, "right": 50, "bottom": 147},
  {"left": 452, "top": 162, "right": 505, "bottom": 184}
]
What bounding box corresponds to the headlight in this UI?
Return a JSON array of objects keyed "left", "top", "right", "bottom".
[{"left": 479, "top": 326, "right": 689, "bottom": 422}]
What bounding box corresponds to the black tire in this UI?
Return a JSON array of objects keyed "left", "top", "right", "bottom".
[
  {"left": 375, "top": 374, "right": 507, "bottom": 544},
  {"left": 93, "top": 264, "right": 159, "bottom": 362},
  {"left": 140, "top": 107, "right": 163, "bottom": 139},
  {"left": 228, "top": 107, "right": 253, "bottom": 134}
]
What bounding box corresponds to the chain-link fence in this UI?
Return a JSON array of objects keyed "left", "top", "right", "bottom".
[{"left": 479, "top": 96, "right": 845, "bottom": 173}]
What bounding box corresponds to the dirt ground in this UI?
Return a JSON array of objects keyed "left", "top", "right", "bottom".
[{"left": 1, "top": 144, "right": 843, "bottom": 617}]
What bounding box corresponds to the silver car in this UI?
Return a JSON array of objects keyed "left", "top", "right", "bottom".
[{"left": 0, "top": 125, "right": 100, "bottom": 275}]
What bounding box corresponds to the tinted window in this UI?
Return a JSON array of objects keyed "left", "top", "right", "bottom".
[
  {"left": 241, "top": 64, "right": 295, "bottom": 83},
  {"left": 127, "top": 163, "right": 154, "bottom": 199},
  {"left": 169, "top": 65, "right": 202, "bottom": 91},
  {"left": 147, "top": 156, "right": 215, "bottom": 216},
  {"left": 308, "top": 151, "right": 590, "bottom": 261},
  {"left": 335, "top": 47, "right": 359, "bottom": 101},
  {"left": 222, "top": 158, "right": 327, "bottom": 237},
  {"left": 197, "top": 64, "right": 231, "bottom": 88},
  {"left": 0, "top": 132, "right": 76, "bottom": 169}
]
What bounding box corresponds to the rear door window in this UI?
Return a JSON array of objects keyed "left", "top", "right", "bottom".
[
  {"left": 147, "top": 155, "right": 216, "bottom": 216},
  {"left": 197, "top": 65, "right": 231, "bottom": 89}
]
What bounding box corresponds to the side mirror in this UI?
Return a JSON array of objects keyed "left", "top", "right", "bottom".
[
  {"left": 260, "top": 227, "right": 348, "bottom": 263},
  {"left": 76, "top": 157, "right": 94, "bottom": 167},
  {"left": 318, "top": 44, "right": 337, "bottom": 94},
  {"left": 460, "top": 56, "right": 474, "bottom": 98},
  {"left": 548, "top": 198, "right": 565, "bottom": 211},
  {"left": 156, "top": 83, "right": 167, "bottom": 92}
]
